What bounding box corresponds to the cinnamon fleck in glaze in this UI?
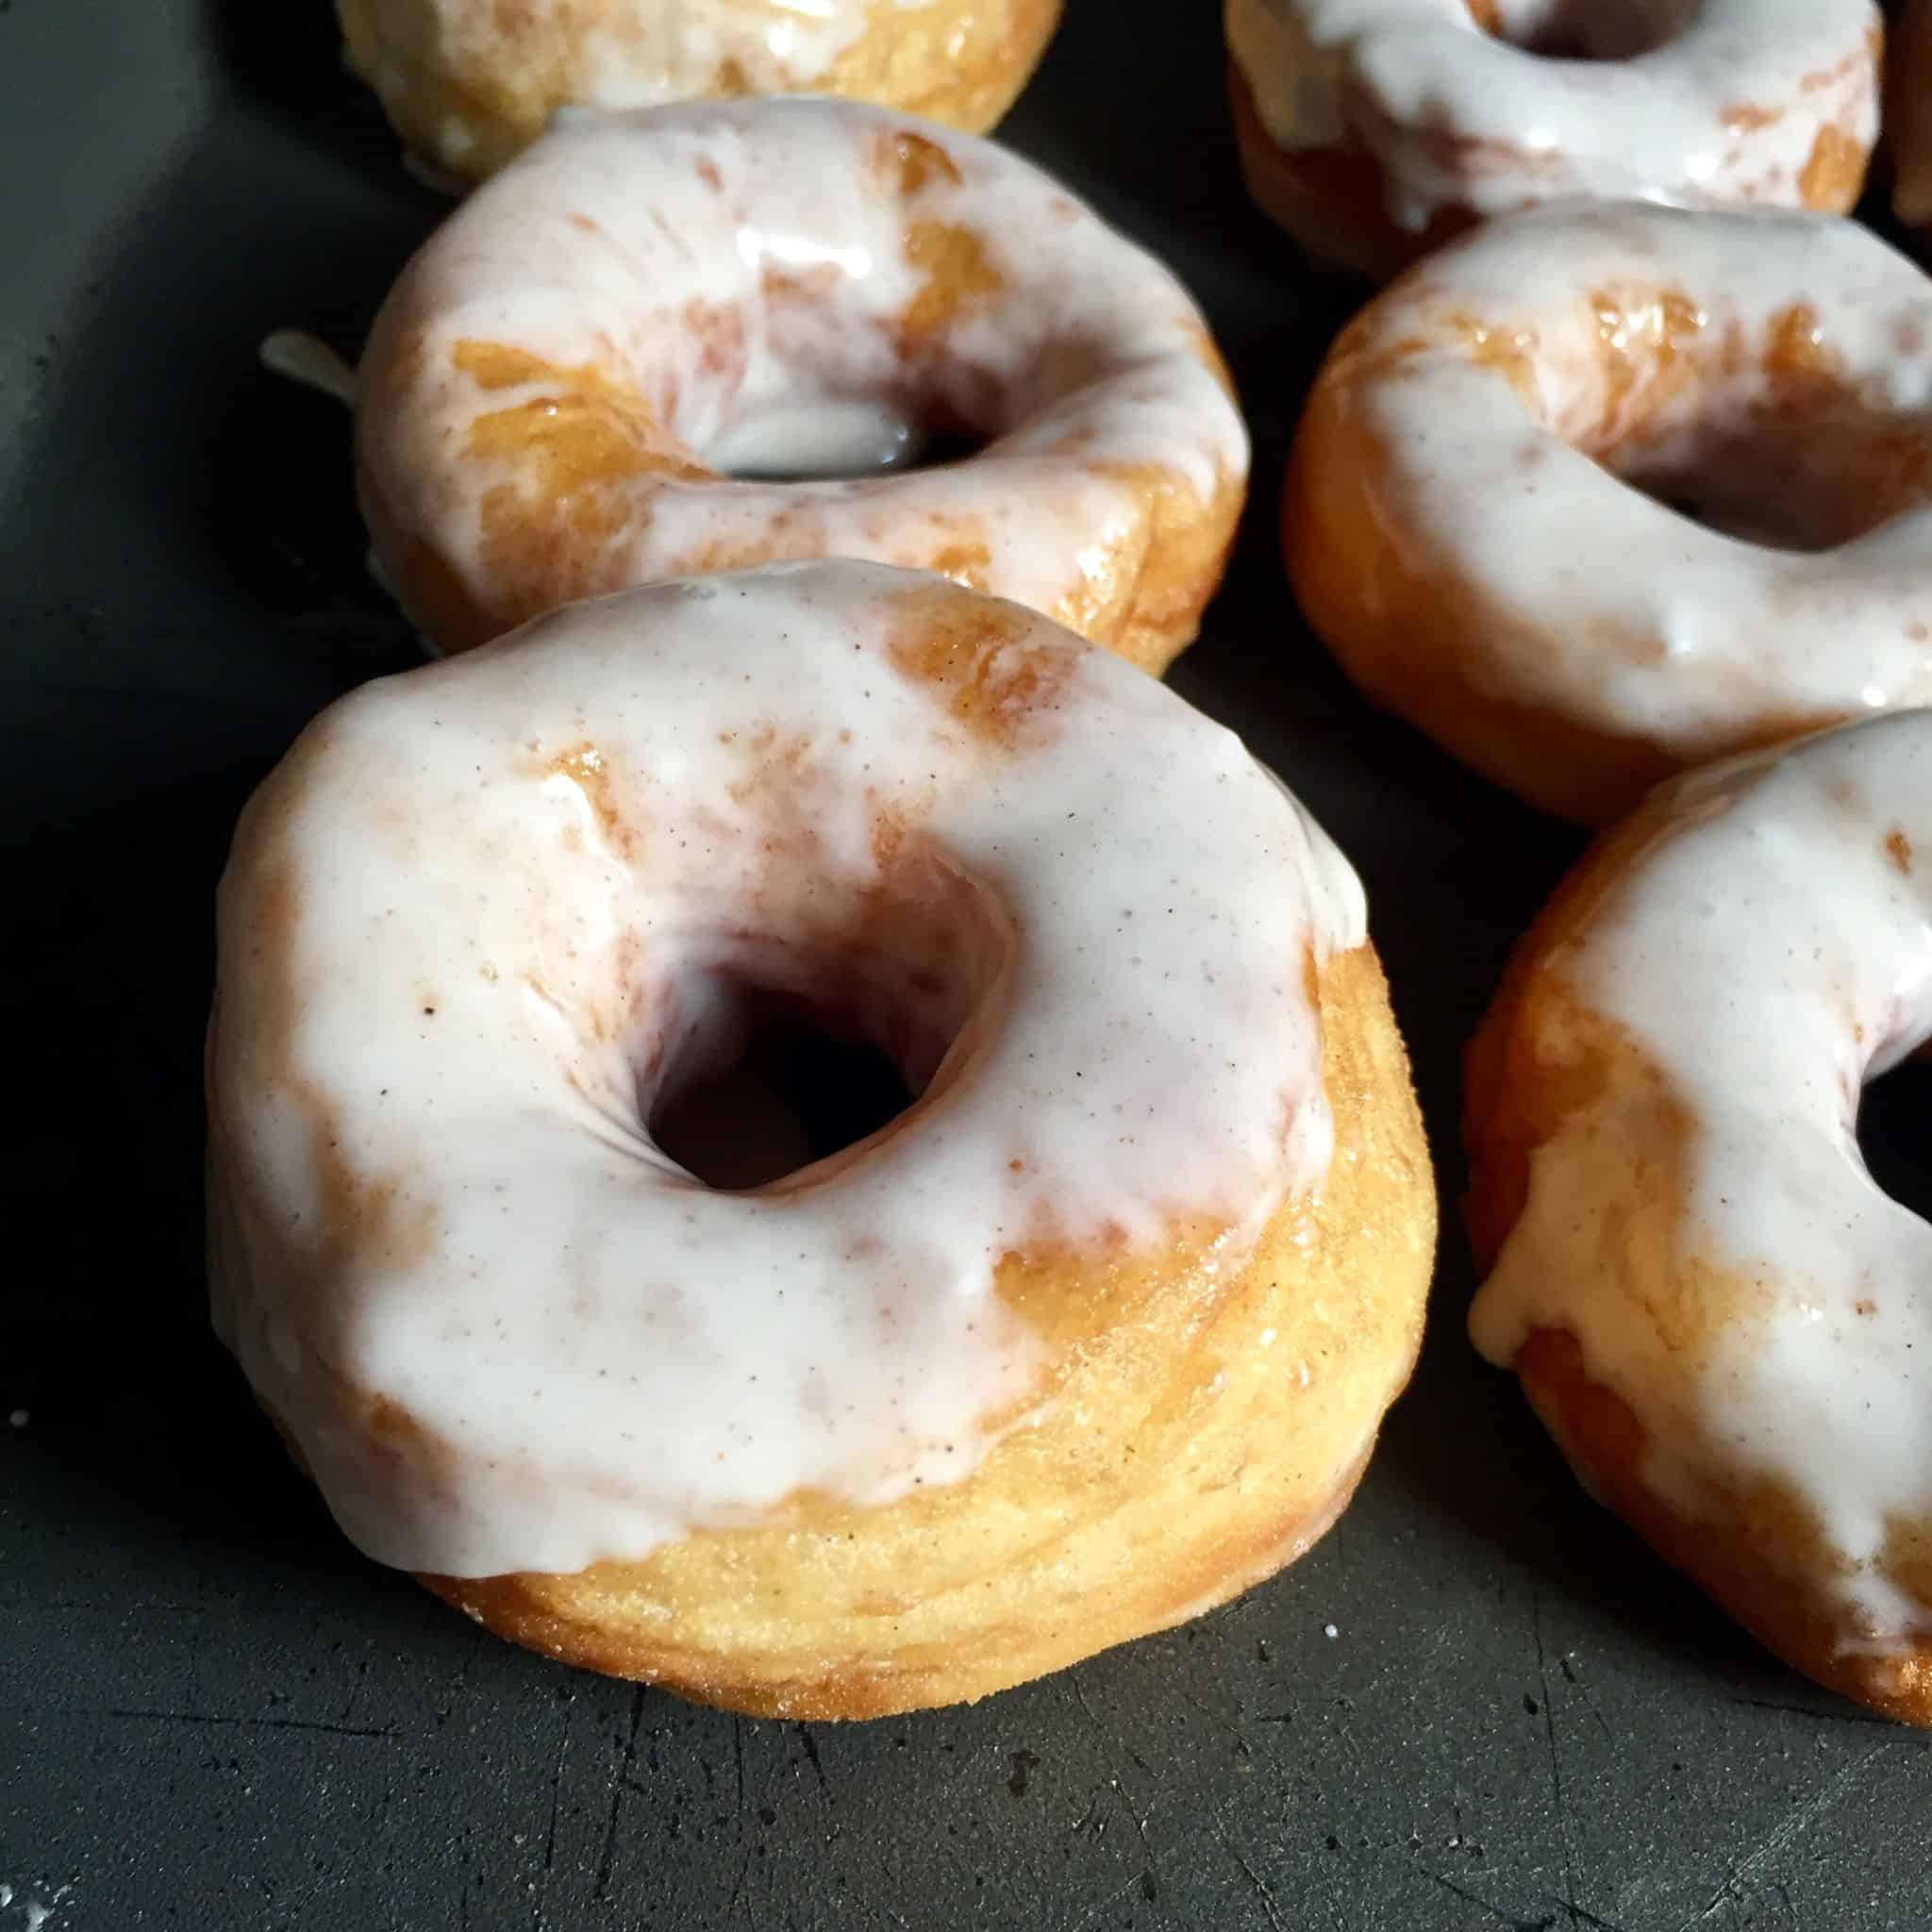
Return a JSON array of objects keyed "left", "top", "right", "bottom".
[
  {"left": 1225, "top": 0, "right": 1879, "bottom": 275},
  {"left": 1467, "top": 710, "right": 1932, "bottom": 1718},
  {"left": 208, "top": 564, "right": 1368, "bottom": 1581},
  {"left": 1285, "top": 201, "right": 1932, "bottom": 825}
]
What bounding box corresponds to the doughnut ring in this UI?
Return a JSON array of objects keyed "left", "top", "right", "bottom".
[
  {"left": 1285, "top": 200, "right": 1932, "bottom": 825},
  {"left": 1467, "top": 708, "right": 1932, "bottom": 1723},
  {"left": 1225, "top": 0, "right": 1881, "bottom": 279},
  {"left": 338, "top": 0, "right": 1063, "bottom": 183},
  {"left": 206, "top": 562, "right": 1436, "bottom": 1717},
  {"left": 355, "top": 98, "right": 1248, "bottom": 674}
]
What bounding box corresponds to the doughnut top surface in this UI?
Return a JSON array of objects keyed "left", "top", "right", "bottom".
[
  {"left": 1226, "top": 0, "right": 1879, "bottom": 225},
  {"left": 1291, "top": 198, "right": 1932, "bottom": 821},
  {"left": 208, "top": 563, "right": 1364, "bottom": 1578}
]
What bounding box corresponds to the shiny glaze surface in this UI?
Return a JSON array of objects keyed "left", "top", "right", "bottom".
[
  {"left": 207, "top": 564, "right": 1364, "bottom": 1578},
  {"left": 1226, "top": 0, "right": 1879, "bottom": 230},
  {"left": 1891, "top": 0, "right": 1932, "bottom": 225},
  {"left": 356, "top": 98, "right": 1247, "bottom": 668},
  {"left": 1286, "top": 200, "right": 1932, "bottom": 824}
]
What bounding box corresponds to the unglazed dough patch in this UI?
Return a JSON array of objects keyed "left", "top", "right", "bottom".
[
  {"left": 355, "top": 98, "right": 1246, "bottom": 670},
  {"left": 1225, "top": 0, "right": 1879, "bottom": 227},
  {"left": 207, "top": 563, "right": 1364, "bottom": 1579},
  {"left": 1470, "top": 709, "right": 1932, "bottom": 1647}
]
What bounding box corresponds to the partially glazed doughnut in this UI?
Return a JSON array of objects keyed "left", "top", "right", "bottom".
[
  {"left": 1226, "top": 0, "right": 1881, "bottom": 279},
  {"left": 338, "top": 0, "right": 1062, "bottom": 182},
  {"left": 1285, "top": 201, "right": 1932, "bottom": 825},
  {"left": 356, "top": 99, "right": 1248, "bottom": 674},
  {"left": 206, "top": 562, "right": 1435, "bottom": 1717},
  {"left": 1466, "top": 709, "right": 1932, "bottom": 1723}
]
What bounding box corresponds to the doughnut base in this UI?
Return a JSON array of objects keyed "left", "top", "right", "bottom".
[
  {"left": 1226, "top": 61, "right": 1467, "bottom": 282},
  {"left": 376, "top": 460, "right": 1246, "bottom": 679},
  {"left": 1512, "top": 1329, "right": 1932, "bottom": 1726},
  {"left": 416, "top": 942, "right": 1435, "bottom": 1717}
]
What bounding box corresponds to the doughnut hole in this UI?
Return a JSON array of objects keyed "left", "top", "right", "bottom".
[
  {"left": 655, "top": 264, "right": 1084, "bottom": 489},
  {"left": 639, "top": 841, "right": 1013, "bottom": 1193},
  {"left": 1609, "top": 403, "right": 1932, "bottom": 551},
  {"left": 650, "top": 1005, "right": 915, "bottom": 1191},
  {"left": 1538, "top": 292, "right": 1932, "bottom": 552},
  {"left": 1470, "top": 0, "right": 1688, "bottom": 60},
  {"left": 1858, "top": 1058, "right": 1932, "bottom": 1228}
]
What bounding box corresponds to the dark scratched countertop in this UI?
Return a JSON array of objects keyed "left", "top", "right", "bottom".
[{"left": 4, "top": 4, "right": 1931, "bottom": 1927}]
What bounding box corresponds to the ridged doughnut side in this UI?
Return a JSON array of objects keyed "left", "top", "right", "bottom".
[
  {"left": 421, "top": 942, "right": 1434, "bottom": 1718},
  {"left": 337, "top": 0, "right": 1063, "bottom": 182}
]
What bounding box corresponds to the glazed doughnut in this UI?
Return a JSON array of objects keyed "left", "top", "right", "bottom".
[
  {"left": 338, "top": 0, "right": 1062, "bottom": 182},
  {"left": 1285, "top": 200, "right": 1932, "bottom": 826},
  {"left": 1891, "top": 0, "right": 1932, "bottom": 228},
  {"left": 1465, "top": 709, "right": 1932, "bottom": 1723},
  {"left": 1225, "top": 0, "right": 1881, "bottom": 279},
  {"left": 206, "top": 562, "right": 1435, "bottom": 1717},
  {"left": 356, "top": 99, "right": 1247, "bottom": 674}
]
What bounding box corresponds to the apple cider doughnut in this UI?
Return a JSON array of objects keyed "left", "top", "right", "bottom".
[
  {"left": 1226, "top": 0, "right": 1880, "bottom": 278},
  {"left": 1890, "top": 0, "right": 1932, "bottom": 231},
  {"left": 1286, "top": 201, "right": 1932, "bottom": 824},
  {"left": 207, "top": 563, "right": 1436, "bottom": 1717},
  {"left": 356, "top": 98, "right": 1247, "bottom": 673},
  {"left": 1468, "top": 709, "right": 1932, "bottom": 1723}
]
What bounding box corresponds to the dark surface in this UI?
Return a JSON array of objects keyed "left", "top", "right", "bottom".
[{"left": 5, "top": 5, "right": 1931, "bottom": 1928}]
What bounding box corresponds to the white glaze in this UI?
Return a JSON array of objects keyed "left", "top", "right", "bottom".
[
  {"left": 702, "top": 398, "right": 924, "bottom": 478},
  {"left": 1471, "top": 708, "right": 1932, "bottom": 1646},
  {"left": 1226, "top": 0, "right": 1878, "bottom": 227},
  {"left": 355, "top": 97, "right": 1244, "bottom": 642},
  {"left": 1311, "top": 200, "right": 1932, "bottom": 768},
  {"left": 208, "top": 563, "right": 1364, "bottom": 1578},
  {"left": 259, "top": 330, "right": 358, "bottom": 408}
]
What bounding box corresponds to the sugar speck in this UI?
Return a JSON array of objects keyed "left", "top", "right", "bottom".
[{"left": 1323, "top": 1623, "right": 1340, "bottom": 1641}]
